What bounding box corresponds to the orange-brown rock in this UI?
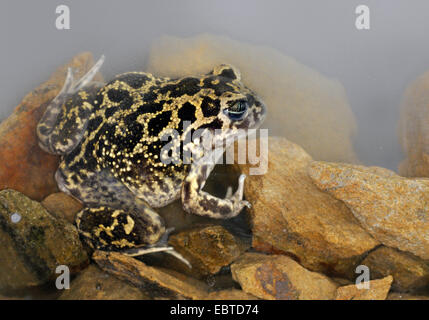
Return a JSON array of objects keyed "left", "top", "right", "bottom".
[
  {"left": 59, "top": 265, "right": 148, "bottom": 300},
  {"left": 93, "top": 251, "right": 209, "bottom": 299},
  {"left": 42, "top": 192, "right": 83, "bottom": 224},
  {"left": 0, "top": 52, "right": 103, "bottom": 201},
  {"left": 335, "top": 276, "right": 393, "bottom": 300},
  {"left": 387, "top": 293, "right": 429, "bottom": 300},
  {"left": 0, "top": 295, "right": 22, "bottom": 300},
  {"left": 168, "top": 225, "right": 244, "bottom": 278},
  {"left": 308, "top": 161, "right": 429, "bottom": 260},
  {"left": 362, "top": 246, "right": 429, "bottom": 292},
  {"left": 399, "top": 69, "right": 429, "bottom": 177},
  {"left": 237, "top": 137, "right": 378, "bottom": 278},
  {"left": 205, "top": 289, "right": 259, "bottom": 300},
  {"left": 231, "top": 253, "right": 338, "bottom": 300}
]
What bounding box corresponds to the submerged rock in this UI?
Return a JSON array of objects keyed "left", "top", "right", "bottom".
[
  {"left": 0, "top": 189, "right": 88, "bottom": 290},
  {"left": 308, "top": 161, "right": 429, "bottom": 260},
  {"left": 59, "top": 265, "right": 148, "bottom": 300},
  {"left": 231, "top": 253, "right": 338, "bottom": 300},
  {"left": 93, "top": 251, "right": 209, "bottom": 300},
  {"left": 335, "top": 276, "right": 393, "bottom": 300},
  {"left": 0, "top": 295, "right": 21, "bottom": 300},
  {"left": 361, "top": 246, "right": 429, "bottom": 292},
  {"left": 237, "top": 137, "right": 378, "bottom": 278},
  {"left": 0, "top": 52, "right": 103, "bottom": 201},
  {"left": 147, "top": 34, "right": 358, "bottom": 163},
  {"left": 387, "top": 293, "right": 429, "bottom": 300},
  {"left": 168, "top": 225, "right": 244, "bottom": 278},
  {"left": 42, "top": 192, "right": 83, "bottom": 224},
  {"left": 399, "top": 69, "right": 429, "bottom": 177},
  {"left": 204, "top": 289, "right": 259, "bottom": 300}
]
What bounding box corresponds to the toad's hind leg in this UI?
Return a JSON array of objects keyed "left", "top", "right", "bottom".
[
  {"left": 60, "top": 167, "right": 190, "bottom": 267},
  {"left": 76, "top": 206, "right": 191, "bottom": 268},
  {"left": 37, "top": 55, "right": 105, "bottom": 155},
  {"left": 76, "top": 205, "right": 164, "bottom": 252}
]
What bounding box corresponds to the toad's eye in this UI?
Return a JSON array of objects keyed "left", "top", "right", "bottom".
[{"left": 224, "top": 100, "right": 248, "bottom": 121}]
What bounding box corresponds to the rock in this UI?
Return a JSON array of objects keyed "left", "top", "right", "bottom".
[
  {"left": 59, "top": 265, "right": 148, "bottom": 300},
  {"left": 399, "top": 69, "right": 429, "bottom": 177},
  {"left": 42, "top": 192, "right": 83, "bottom": 224},
  {"left": 205, "top": 289, "right": 259, "bottom": 300},
  {"left": 167, "top": 225, "right": 244, "bottom": 278},
  {"left": 335, "top": 275, "right": 393, "bottom": 300},
  {"left": 0, "top": 52, "right": 103, "bottom": 201},
  {"left": 147, "top": 34, "right": 358, "bottom": 163},
  {"left": 387, "top": 293, "right": 429, "bottom": 300},
  {"left": 157, "top": 200, "right": 212, "bottom": 232},
  {"left": 308, "top": 161, "right": 429, "bottom": 260},
  {"left": 0, "top": 295, "right": 21, "bottom": 300},
  {"left": 0, "top": 189, "right": 88, "bottom": 290},
  {"left": 230, "top": 253, "right": 338, "bottom": 300},
  {"left": 93, "top": 251, "right": 209, "bottom": 300},
  {"left": 237, "top": 137, "right": 378, "bottom": 278},
  {"left": 331, "top": 277, "right": 354, "bottom": 286},
  {"left": 361, "top": 246, "right": 429, "bottom": 292}
]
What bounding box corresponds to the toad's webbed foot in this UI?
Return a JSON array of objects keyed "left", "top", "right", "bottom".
[
  {"left": 122, "top": 227, "right": 191, "bottom": 268},
  {"left": 118, "top": 228, "right": 192, "bottom": 269},
  {"left": 123, "top": 247, "right": 191, "bottom": 269},
  {"left": 124, "top": 248, "right": 191, "bottom": 268}
]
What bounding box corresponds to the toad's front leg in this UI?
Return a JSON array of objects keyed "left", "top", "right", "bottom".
[
  {"left": 181, "top": 156, "right": 250, "bottom": 219},
  {"left": 37, "top": 55, "right": 105, "bottom": 155}
]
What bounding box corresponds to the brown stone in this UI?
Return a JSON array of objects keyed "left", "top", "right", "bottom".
[
  {"left": 387, "top": 293, "right": 429, "bottom": 300},
  {"left": 399, "top": 69, "right": 429, "bottom": 177},
  {"left": 0, "top": 52, "right": 103, "bottom": 201},
  {"left": 335, "top": 276, "right": 393, "bottom": 300},
  {"left": 362, "top": 246, "right": 429, "bottom": 292},
  {"left": 147, "top": 34, "right": 358, "bottom": 163},
  {"left": 42, "top": 192, "right": 83, "bottom": 224},
  {"left": 0, "top": 295, "right": 22, "bottom": 300},
  {"left": 0, "top": 189, "right": 88, "bottom": 290},
  {"left": 237, "top": 137, "right": 378, "bottom": 278},
  {"left": 230, "top": 253, "right": 338, "bottom": 300},
  {"left": 331, "top": 277, "right": 354, "bottom": 286},
  {"left": 308, "top": 161, "right": 429, "bottom": 260},
  {"left": 93, "top": 251, "right": 209, "bottom": 300},
  {"left": 168, "top": 225, "right": 244, "bottom": 277},
  {"left": 59, "top": 265, "right": 148, "bottom": 300},
  {"left": 205, "top": 289, "right": 259, "bottom": 300},
  {"left": 157, "top": 200, "right": 211, "bottom": 232}
]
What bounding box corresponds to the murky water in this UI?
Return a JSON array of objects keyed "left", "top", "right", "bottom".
[{"left": 3, "top": 1, "right": 429, "bottom": 170}]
